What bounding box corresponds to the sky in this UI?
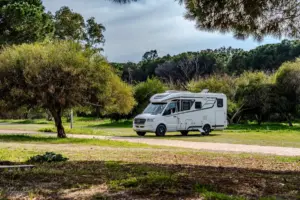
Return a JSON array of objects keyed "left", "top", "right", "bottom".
[{"left": 43, "top": 0, "right": 281, "bottom": 63}]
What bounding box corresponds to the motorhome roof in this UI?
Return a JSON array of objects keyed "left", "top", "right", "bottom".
[{"left": 150, "top": 91, "right": 226, "bottom": 103}]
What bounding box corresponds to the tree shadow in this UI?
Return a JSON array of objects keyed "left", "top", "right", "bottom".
[
  {"left": 88, "top": 120, "right": 133, "bottom": 129},
  {"left": 0, "top": 161, "right": 299, "bottom": 200},
  {"left": 120, "top": 133, "right": 222, "bottom": 139},
  {"left": 228, "top": 123, "right": 300, "bottom": 131}
]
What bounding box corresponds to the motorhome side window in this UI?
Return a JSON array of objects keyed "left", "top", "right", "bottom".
[
  {"left": 217, "top": 98, "right": 223, "bottom": 108},
  {"left": 181, "top": 100, "right": 193, "bottom": 111},
  {"left": 195, "top": 102, "right": 202, "bottom": 109}
]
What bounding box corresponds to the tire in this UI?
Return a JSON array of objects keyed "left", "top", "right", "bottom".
[
  {"left": 155, "top": 124, "right": 166, "bottom": 137},
  {"left": 202, "top": 124, "right": 211, "bottom": 136},
  {"left": 180, "top": 131, "right": 189, "bottom": 136},
  {"left": 136, "top": 132, "right": 146, "bottom": 136}
]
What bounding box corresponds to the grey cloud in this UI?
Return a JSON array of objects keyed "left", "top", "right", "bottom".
[{"left": 43, "top": 0, "right": 280, "bottom": 62}]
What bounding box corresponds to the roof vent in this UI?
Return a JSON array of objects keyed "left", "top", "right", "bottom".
[{"left": 201, "top": 89, "right": 209, "bottom": 93}]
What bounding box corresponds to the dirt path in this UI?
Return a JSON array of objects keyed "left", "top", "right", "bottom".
[{"left": 1, "top": 130, "right": 300, "bottom": 156}]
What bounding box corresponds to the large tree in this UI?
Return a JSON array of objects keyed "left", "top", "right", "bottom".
[
  {"left": 54, "top": 6, "right": 106, "bottom": 52},
  {"left": 110, "top": 0, "right": 300, "bottom": 41},
  {"left": 0, "top": 0, "right": 54, "bottom": 46},
  {"left": 0, "top": 41, "right": 135, "bottom": 138}
]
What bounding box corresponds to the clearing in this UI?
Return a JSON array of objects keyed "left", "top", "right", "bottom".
[
  {"left": 1, "top": 118, "right": 300, "bottom": 148},
  {"left": 0, "top": 134, "right": 300, "bottom": 200}
]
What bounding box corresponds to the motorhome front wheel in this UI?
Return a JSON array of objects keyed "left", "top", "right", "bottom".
[{"left": 156, "top": 124, "right": 166, "bottom": 137}]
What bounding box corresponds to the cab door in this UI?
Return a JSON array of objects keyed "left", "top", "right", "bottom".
[{"left": 162, "top": 102, "right": 178, "bottom": 131}]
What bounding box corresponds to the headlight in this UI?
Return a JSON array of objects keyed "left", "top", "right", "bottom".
[{"left": 147, "top": 118, "right": 154, "bottom": 122}]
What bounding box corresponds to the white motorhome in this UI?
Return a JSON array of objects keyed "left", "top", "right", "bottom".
[{"left": 133, "top": 90, "right": 227, "bottom": 136}]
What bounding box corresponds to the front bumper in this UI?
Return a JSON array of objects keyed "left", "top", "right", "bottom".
[{"left": 133, "top": 124, "right": 155, "bottom": 132}]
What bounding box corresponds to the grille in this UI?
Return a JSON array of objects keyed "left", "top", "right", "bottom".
[{"left": 134, "top": 118, "right": 146, "bottom": 125}]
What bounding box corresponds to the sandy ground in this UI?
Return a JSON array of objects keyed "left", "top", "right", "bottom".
[{"left": 1, "top": 130, "right": 300, "bottom": 156}]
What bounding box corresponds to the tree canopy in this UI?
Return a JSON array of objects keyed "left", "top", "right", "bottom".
[
  {"left": 0, "top": 41, "right": 135, "bottom": 138},
  {"left": 0, "top": 0, "right": 54, "bottom": 45},
  {"left": 0, "top": 1, "right": 106, "bottom": 52},
  {"left": 110, "top": 0, "right": 300, "bottom": 41}
]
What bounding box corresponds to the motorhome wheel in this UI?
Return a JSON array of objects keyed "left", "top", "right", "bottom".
[
  {"left": 156, "top": 124, "right": 166, "bottom": 137},
  {"left": 202, "top": 124, "right": 211, "bottom": 136}
]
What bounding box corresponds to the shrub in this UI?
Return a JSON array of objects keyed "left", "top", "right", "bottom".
[{"left": 27, "top": 152, "right": 68, "bottom": 163}]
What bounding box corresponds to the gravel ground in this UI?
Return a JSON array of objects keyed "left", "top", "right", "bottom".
[{"left": 1, "top": 130, "right": 300, "bottom": 156}]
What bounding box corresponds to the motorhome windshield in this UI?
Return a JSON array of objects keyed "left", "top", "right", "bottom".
[{"left": 143, "top": 103, "right": 167, "bottom": 115}]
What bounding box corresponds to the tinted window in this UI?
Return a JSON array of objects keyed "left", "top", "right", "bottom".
[
  {"left": 163, "top": 102, "right": 176, "bottom": 116},
  {"left": 181, "top": 100, "right": 193, "bottom": 111},
  {"left": 217, "top": 99, "right": 223, "bottom": 108},
  {"left": 195, "top": 102, "right": 202, "bottom": 109}
]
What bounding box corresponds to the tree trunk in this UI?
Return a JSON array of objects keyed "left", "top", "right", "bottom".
[
  {"left": 230, "top": 104, "right": 245, "bottom": 124},
  {"left": 255, "top": 114, "right": 262, "bottom": 125},
  {"left": 95, "top": 107, "right": 100, "bottom": 118},
  {"left": 51, "top": 109, "right": 67, "bottom": 138},
  {"left": 286, "top": 114, "right": 293, "bottom": 127}
]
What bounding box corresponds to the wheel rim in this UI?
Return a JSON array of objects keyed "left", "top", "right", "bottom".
[
  {"left": 203, "top": 126, "right": 210, "bottom": 133},
  {"left": 159, "top": 126, "right": 165, "bottom": 135}
]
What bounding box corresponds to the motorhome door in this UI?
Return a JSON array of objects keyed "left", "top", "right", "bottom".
[
  {"left": 215, "top": 110, "right": 225, "bottom": 127},
  {"left": 162, "top": 102, "right": 177, "bottom": 131}
]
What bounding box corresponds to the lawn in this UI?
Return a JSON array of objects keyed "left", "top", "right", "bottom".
[
  {"left": 1, "top": 118, "right": 300, "bottom": 148},
  {"left": 0, "top": 135, "right": 299, "bottom": 200}
]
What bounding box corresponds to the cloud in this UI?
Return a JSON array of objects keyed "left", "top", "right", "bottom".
[{"left": 43, "top": 0, "right": 280, "bottom": 62}]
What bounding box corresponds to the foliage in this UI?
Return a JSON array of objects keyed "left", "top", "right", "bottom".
[
  {"left": 53, "top": 6, "right": 106, "bottom": 52},
  {"left": 0, "top": 2, "right": 105, "bottom": 52},
  {"left": 233, "top": 72, "right": 273, "bottom": 124},
  {"left": 27, "top": 152, "right": 68, "bottom": 163},
  {"left": 112, "top": 41, "right": 300, "bottom": 85},
  {"left": 227, "top": 40, "right": 300, "bottom": 74},
  {"left": 54, "top": 6, "right": 85, "bottom": 41},
  {"left": 0, "top": 0, "right": 54, "bottom": 45},
  {"left": 188, "top": 74, "right": 237, "bottom": 100},
  {"left": 111, "top": 0, "right": 300, "bottom": 41},
  {"left": 188, "top": 74, "right": 238, "bottom": 118},
  {"left": 133, "top": 78, "right": 166, "bottom": 115},
  {"left": 274, "top": 59, "right": 300, "bottom": 124},
  {"left": 0, "top": 41, "right": 135, "bottom": 137}
]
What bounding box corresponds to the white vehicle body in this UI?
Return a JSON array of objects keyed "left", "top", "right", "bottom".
[{"left": 133, "top": 90, "right": 227, "bottom": 136}]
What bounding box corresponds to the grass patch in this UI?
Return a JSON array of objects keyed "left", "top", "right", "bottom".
[
  {"left": 0, "top": 148, "right": 39, "bottom": 163},
  {"left": 195, "top": 184, "right": 246, "bottom": 200},
  {"left": 0, "top": 140, "right": 299, "bottom": 199},
  {"left": 0, "top": 134, "right": 155, "bottom": 149},
  {"left": 0, "top": 160, "right": 299, "bottom": 200}
]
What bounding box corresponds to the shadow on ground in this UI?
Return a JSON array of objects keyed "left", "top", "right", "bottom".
[
  {"left": 0, "top": 161, "right": 299, "bottom": 200},
  {"left": 228, "top": 123, "right": 300, "bottom": 131},
  {"left": 120, "top": 133, "right": 222, "bottom": 138}
]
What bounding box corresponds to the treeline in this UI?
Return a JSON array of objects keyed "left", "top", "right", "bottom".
[
  {"left": 112, "top": 40, "right": 300, "bottom": 88},
  {"left": 1, "top": 0, "right": 105, "bottom": 52},
  {"left": 1, "top": 1, "right": 300, "bottom": 129},
  {"left": 108, "top": 60, "right": 300, "bottom": 126}
]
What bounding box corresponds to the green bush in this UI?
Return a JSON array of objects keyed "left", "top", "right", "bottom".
[
  {"left": 133, "top": 78, "right": 166, "bottom": 115},
  {"left": 27, "top": 152, "right": 68, "bottom": 163}
]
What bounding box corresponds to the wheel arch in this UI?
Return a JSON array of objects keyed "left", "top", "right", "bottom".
[{"left": 156, "top": 123, "right": 167, "bottom": 131}]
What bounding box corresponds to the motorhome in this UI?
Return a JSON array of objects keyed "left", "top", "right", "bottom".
[{"left": 133, "top": 90, "right": 227, "bottom": 136}]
